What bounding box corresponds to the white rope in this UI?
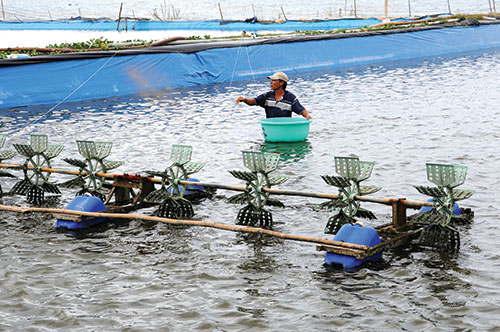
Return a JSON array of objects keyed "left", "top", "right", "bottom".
[
  {"left": 228, "top": 42, "right": 243, "bottom": 88},
  {"left": 228, "top": 35, "right": 261, "bottom": 89},
  {"left": 6, "top": 51, "right": 119, "bottom": 137},
  {"left": 244, "top": 42, "right": 257, "bottom": 84}
]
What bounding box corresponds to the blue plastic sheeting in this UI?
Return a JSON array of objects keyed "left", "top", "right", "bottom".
[
  {"left": 0, "top": 18, "right": 381, "bottom": 31},
  {"left": 1, "top": 24, "right": 499, "bottom": 109}
]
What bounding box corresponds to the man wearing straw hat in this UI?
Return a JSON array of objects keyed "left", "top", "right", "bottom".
[{"left": 236, "top": 71, "right": 312, "bottom": 120}]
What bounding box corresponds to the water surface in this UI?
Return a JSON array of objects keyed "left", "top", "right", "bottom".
[{"left": 1, "top": 48, "right": 500, "bottom": 331}]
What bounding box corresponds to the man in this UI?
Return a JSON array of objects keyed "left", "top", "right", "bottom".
[{"left": 236, "top": 72, "right": 312, "bottom": 120}]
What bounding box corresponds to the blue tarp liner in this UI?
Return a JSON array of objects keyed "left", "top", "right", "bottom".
[
  {"left": 0, "top": 18, "right": 381, "bottom": 31},
  {"left": 1, "top": 23, "right": 499, "bottom": 109}
]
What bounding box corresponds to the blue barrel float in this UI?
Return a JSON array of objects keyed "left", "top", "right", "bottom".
[
  {"left": 56, "top": 195, "right": 108, "bottom": 230},
  {"left": 168, "top": 177, "right": 206, "bottom": 199},
  {"left": 325, "top": 223, "right": 382, "bottom": 269},
  {"left": 418, "top": 198, "right": 461, "bottom": 215},
  {"left": 260, "top": 118, "right": 311, "bottom": 142}
]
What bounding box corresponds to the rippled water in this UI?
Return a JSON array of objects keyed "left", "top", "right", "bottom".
[{"left": 1, "top": 48, "right": 500, "bottom": 331}]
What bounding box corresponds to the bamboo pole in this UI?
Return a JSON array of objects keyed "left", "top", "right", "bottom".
[
  {"left": 0, "top": 204, "right": 369, "bottom": 251},
  {"left": 0, "top": 163, "right": 117, "bottom": 179},
  {"left": 385, "top": 0, "right": 388, "bottom": 17},
  {"left": 362, "top": 228, "right": 422, "bottom": 256},
  {"left": 182, "top": 181, "right": 431, "bottom": 208},
  {"left": 489, "top": 0, "right": 493, "bottom": 13},
  {"left": 218, "top": 2, "right": 224, "bottom": 21},
  {"left": 1, "top": 0, "right": 5, "bottom": 21},
  {"left": 117, "top": 3, "right": 123, "bottom": 31},
  {"left": 280, "top": 6, "right": 287, "bottom": 21},
  {"left": 447, "top": 0, "right": 452, "bottom": 13},
  {"left": 0, "top": 163, "right": 434, "bottom": 208},
  {"left": 408, "top": 0, "right": 412, "bottom": 17}
]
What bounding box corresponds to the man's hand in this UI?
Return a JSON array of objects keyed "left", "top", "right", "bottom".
[
  {"left": 302, "top": 110, "right": 312, "bottom": 120},
  {"left": 236, "top": 97, "right": 256, "bottom": 106}
]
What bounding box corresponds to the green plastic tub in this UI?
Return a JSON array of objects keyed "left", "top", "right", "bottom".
[{"left": 260, "top": 117, "right": 311, "bottom": 142}]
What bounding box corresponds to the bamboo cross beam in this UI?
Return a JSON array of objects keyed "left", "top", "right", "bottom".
[
  {"left": 0, "top": 204, "right": 369, "bottom": 253},
  {"left": 0, "top": 162, "right": 119, "bottom": 180},
  {"left": 0, "top": 163, "right": 433, "bottom": 208},
  {"left": 179, "top": 180, "right": 432, "bottom": 209}
]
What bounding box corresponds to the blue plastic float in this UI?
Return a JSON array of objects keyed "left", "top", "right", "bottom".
[
  {"left": 167, "top": 177, "right": 206, "bottom": 199},
  {"left": 56, "top": 195, "right": 108, "bottom": 230},
  {"left": 418, "top": 198, "right": 461, "bottom": 215},
  {"left": 324, "top": 223, "right": 382, "bottom": 269}
]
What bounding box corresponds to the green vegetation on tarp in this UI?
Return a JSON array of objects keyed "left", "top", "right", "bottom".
[{"left": 1, "top": 14, "right": 497, "bottom": 59}]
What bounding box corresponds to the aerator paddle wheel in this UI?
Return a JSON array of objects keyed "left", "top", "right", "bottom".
[
  {"left": 0, "top": 134, "right": 17, "bottom": 195},
  {"left": 227, "top": 151, "right": 288, "bottom": 228},
  {"left": 61, "top": 140, "right": 123, "bottom": 200},
  {"left": 0, "top": 132, "right": 480, "bottom": 262},
  {"left": 144, "top": 144, "right": 205, "bottom": 218},
  {"left": 320, "top": 157, "right": 381, "bottom": 234},
  {"left": 413, "top": 163, "right": 474, "bottom": 253},
  {"left": 10, "top": 135, "right": 63, "bottom": 203}
]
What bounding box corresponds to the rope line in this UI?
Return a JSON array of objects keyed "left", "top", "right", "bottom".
[
  {"left": 228, "top": 38, "right": 258, "bottom": 90},
  {"left": 245, "top": 43, "right": 257, "bottom": 83},
  {"left": 228, "top": 41, "right": 243, "bottom": 88},
  {"left": 7, "top": 51, "right": 119, "bottom": 137}
]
